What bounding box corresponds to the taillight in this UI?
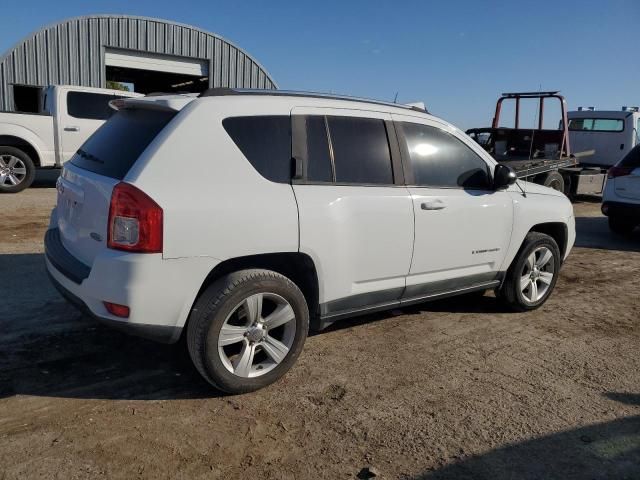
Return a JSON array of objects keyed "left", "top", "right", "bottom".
[
  {"left": 108, "top": 182, "right": 163, "bottom": 253},
  {"left": 608, "top": 166, "right": 634, "bottom": 179}
]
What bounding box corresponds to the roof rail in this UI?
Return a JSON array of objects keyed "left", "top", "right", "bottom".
[{"left": 198, "top": 88, "right": 429, "bottom": 113}]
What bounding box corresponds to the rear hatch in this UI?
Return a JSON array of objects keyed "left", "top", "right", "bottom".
[
  {"left": 56, "top": 102, "right": 181, "bottom": 267},
  {"left": 611, "top": 145, "right": 640, "bottom": 201}
]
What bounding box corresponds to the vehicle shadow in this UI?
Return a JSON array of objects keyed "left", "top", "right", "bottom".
[
  {"left": 0, "top": 253, "right": 217, "bottom": 401},
  {"left": 414, "top": 392, "right": 640, "bottom": 480},
  {"left": 575, "top": 216, "right": 640, "bottom": 252}
]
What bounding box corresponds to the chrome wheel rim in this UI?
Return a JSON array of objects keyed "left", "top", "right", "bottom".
[
  {"left": 0, "top": 155, "right": 27, "bottom": 187},
  {"left": 520, "top": 246, "right": 555, "bottom": 304},
  {"left": 218, "top": 292, "right": 296, "bottom": 378}
]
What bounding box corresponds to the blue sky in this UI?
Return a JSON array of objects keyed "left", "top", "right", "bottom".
[{"left": 0, "top": 0, "right": 638, "bottom": 129}]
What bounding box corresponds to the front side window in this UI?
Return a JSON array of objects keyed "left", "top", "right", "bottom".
[
  {"left": 568, "top": 118, "right": 624, "bottom": 132},
  {"left": 326, "top": 116, "right": 393, "bottom": 184},
  {"left": 401, "top": 122, "right": 491, "bottom": 189},
  {"left": 223, "top": 116, "right": 291, "bottom": 183},
  {"left": 67, "top": 92, "right": 121, "bottom": 120}
]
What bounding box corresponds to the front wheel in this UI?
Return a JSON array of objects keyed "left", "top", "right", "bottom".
[
  {"left": 0, "top": 146, "right": 36, "bottom": 193},
  {"left": 187, "top": 269, "right": 309, "bottom": 394},
  {"left": 498, "top": 232, "right": 561, "bottom": 311}
]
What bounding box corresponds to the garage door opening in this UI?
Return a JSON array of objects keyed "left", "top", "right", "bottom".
[{"left": 105, "top": 49, "right": 209, "bottom": 94}]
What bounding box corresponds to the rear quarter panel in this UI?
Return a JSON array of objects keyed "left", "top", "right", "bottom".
[{"left": 125, "top": 99, "right": 299, "bottom": 261}]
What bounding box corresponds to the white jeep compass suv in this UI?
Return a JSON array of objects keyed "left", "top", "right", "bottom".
[{"left": 45, "top": 89, "right": 576, "bottom": 393}]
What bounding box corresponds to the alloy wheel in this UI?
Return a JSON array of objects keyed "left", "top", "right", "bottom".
[
  {"left": 0, "top": 155, "right": 27, "bottom": 187},
  {"left": 218, "top": 292, "right": 296, "bottom": 378},
  {"left": 519, "top": 246, "right": 555, "bottom": 304}
]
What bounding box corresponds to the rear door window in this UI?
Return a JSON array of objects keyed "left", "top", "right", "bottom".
[
  {"left": 326, "top": 116, "right": 393, "bottom": 184},
  {"left": 70, "top": 109, "right": 176, "bottom": 179},
  {"left": 223, "top": 116, "right": 291, "bottom": 183}
]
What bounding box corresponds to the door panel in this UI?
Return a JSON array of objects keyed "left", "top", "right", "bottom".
[
  {"left": 406, "top": 187, "right": 512, "bottom": 292},
  {"left": 291, "top": 107, "right": 414, "bottom": 314},
  {"left": 294, "top": 184, "right": 414, "bottom": 311},
  {"left": 392, "top": 113, "right": 513, "bottom": 295}
]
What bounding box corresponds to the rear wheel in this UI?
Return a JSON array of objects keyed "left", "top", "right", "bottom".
[
  {"left": 539, "top": 171, "right": 565, "bottom": 194},
  {"left": 187, "top": 269, "right": 309, "bottom": 394},
  {"left": 608, "top": 216, "right": 637, "bottom": 235},
  {"left": 0, "top": 146, "right": 36, "bottom": 193},
  {"left": 498, "top": 232, "right": 561, "bottom": 311}
]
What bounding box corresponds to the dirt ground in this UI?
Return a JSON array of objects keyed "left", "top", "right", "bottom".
[{"left": 1, "top": 177, "right": 639, "bottom": 479}]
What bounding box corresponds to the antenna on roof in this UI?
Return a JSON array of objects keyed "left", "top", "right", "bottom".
[{"left": 393, "top": 92, "right": 399, "bottom": 103}]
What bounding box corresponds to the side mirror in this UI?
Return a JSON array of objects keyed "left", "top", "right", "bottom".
[{"left": 493, "top": 164, "right": 517, "bottom": 190}]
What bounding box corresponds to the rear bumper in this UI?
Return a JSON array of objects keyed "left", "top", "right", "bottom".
[
  {"left": 44, "top": 227, "right": 219, "bottom": 344},
  {"left": 47, "top": 269, "right": 180, "bottom": 343},
  {"left": 601, "top": 201, "right": 640, "bottom": 219}
]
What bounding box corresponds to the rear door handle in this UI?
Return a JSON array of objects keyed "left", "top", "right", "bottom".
[
  {"left": 421, "top": 200, "right": 446, "bottom": 211},
  {"left": 64, "top": 126, "right": 80, "bottom": 132}
]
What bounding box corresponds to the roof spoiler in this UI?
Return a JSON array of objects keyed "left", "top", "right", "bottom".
[{"left": 108, "top": 95, "right": 196, "bottom": 113}]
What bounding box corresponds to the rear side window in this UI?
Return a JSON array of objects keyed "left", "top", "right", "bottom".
[
  {"left": 619, "top": 144, "right": 640, "bottom": 168},
  {"left": 71, "top": 109, "right": 176, "bottom": 179},
  {"left": 67, "top": 92, "right": 123, "bottom": 120},
  {"left": 401, "top": 122, "right": 491, "bottom": 189},
  {"left": 327, "top": 116, "right": 393, "bottom": 184},
  {"left": 297, "top": 115, "right": 333, "bottom": 182},
  {"left": 223, "top": 116, "right": 291, "bottom": 183}
]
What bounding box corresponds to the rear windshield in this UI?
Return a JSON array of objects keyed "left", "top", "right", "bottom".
[
  {"left": 619, "top": 144, "right": 640, "bottom": 168},
  {"left": 568, "top": 118, "right": 624, "bottom": 132},
  {"left": 70, "top": 109, "right": 176, "bottom": 179}
]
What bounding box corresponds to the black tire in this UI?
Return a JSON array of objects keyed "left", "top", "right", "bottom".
[
  {"left": 539, "top": 171, "right": 565, "bottom": 194},
  {"left": 187, "top": 269, "right": 309, "bottom": 394},
  {"left": 0, "top": 146, "right": 36, "bottom": 193},
  {"left": 608, "top": 216, "right": 637, "bottom": 235},
  {"left": 498, "top": 232, "right": 561, "bottom": 312}
]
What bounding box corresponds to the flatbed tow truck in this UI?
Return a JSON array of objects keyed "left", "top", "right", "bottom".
[{"left": 466, "top": 91, "right": 606, "bottom": 197}]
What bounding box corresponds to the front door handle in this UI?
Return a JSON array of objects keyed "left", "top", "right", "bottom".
[
  {"left": 421, "top": 200, "right": 446, "bottom": 211},
  {"left": 64, "top": 126, "right": 80, "bottom": 132}
]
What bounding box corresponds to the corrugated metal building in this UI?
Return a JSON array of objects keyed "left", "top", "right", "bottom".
[{"left": 0, "top": 14, "right": 277, "bottom": 111}]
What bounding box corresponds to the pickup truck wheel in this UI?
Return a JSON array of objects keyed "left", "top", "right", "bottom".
[
  {"left": 539, "top": 171, "right": 565, "bottom": 193},
  {"left": 187, "top": 269, "right": 309, "bottom": 394},
  {"left": 498, "top": 232, "right": 561, "bottom": 311},
  {"left": 0, "top": 147, "right": 36, "bottom": 193}
]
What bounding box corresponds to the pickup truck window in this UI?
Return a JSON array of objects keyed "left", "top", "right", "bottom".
[
  {"left": 568, "top": 118, "right": 624, "bottom": 132},
  {"left": 67, "top": 92, "right": 122, "bottom": 121},
  {"left": 70, "top": 109, "right": 176, "bottom": 179},
  {"left": 401, "top": 122, "right": 491, "bottom": 190}
]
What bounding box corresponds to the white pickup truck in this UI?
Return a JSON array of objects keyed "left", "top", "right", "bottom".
[{"left": 0, "top": 85, "right": 139, "bottom": 193}]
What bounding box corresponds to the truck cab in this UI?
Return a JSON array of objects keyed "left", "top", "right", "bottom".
[
  {"left": 567, "top": 107, "right": 640, "bottom": 167},
  {"left": 0, "top": 85, "right": 140, "bottom": 193}
]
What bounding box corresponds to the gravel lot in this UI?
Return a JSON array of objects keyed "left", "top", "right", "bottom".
[{"left": 1, "top": 178, "right": 639, "bottom": 479}]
